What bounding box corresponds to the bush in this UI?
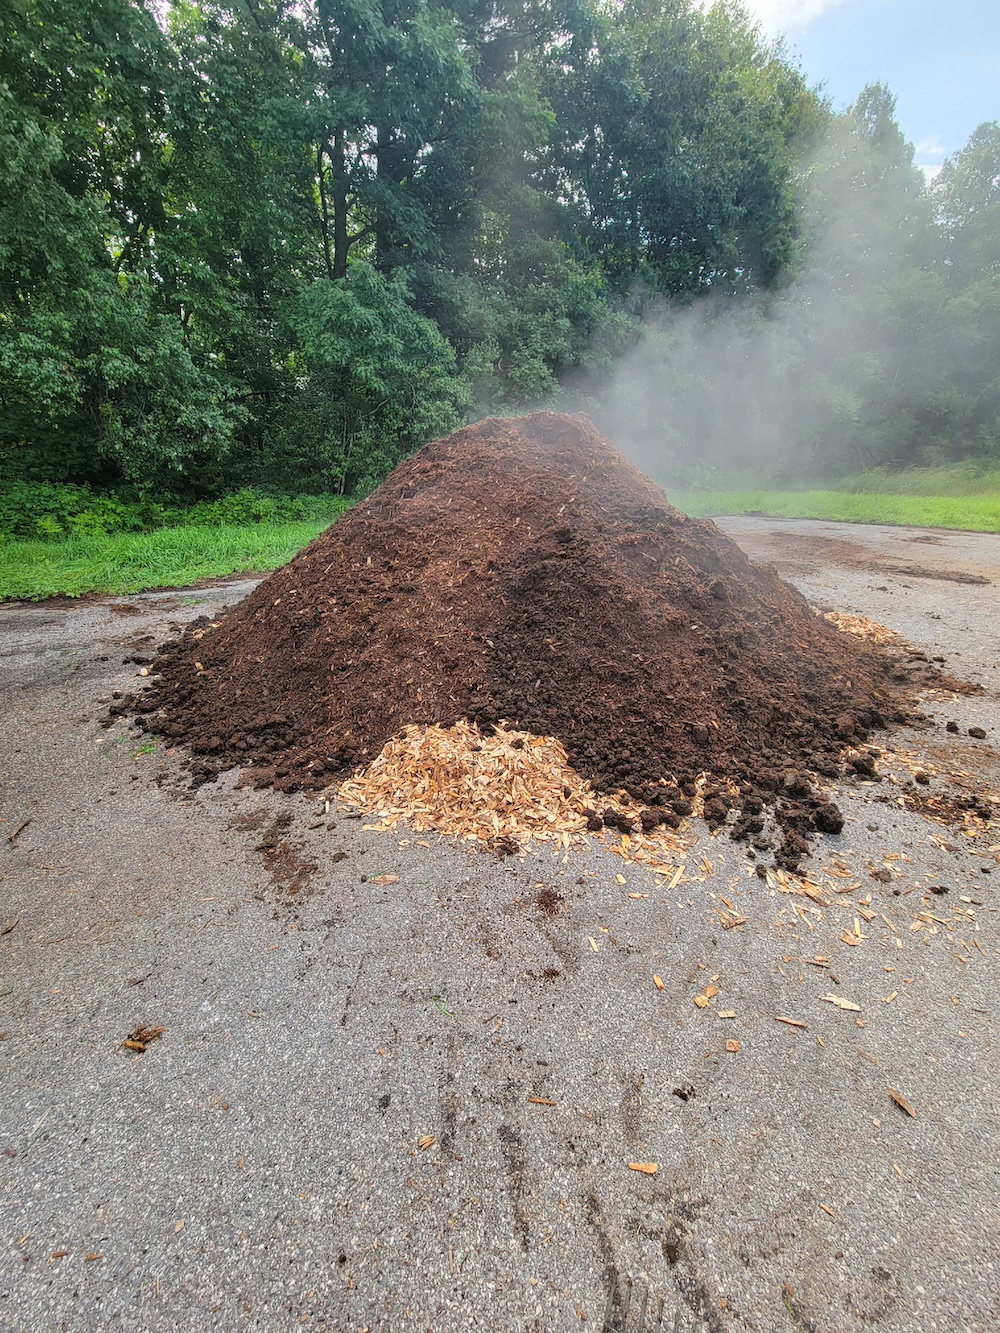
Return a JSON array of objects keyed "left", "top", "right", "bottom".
[{"left": 0, "top": 481, "right": 351, "bottom": 541}]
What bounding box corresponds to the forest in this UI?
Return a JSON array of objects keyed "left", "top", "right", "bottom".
[{"left": 2, "top": 0, "right": 999, "bottom": 512}]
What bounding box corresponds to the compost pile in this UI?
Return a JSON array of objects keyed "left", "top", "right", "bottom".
[{"left": 124, "top": 412, "right": 934, "bottom": 868}]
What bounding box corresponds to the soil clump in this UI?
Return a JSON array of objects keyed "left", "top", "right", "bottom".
[{"left": 120, "top": 412, "right": 943, "bottom": 868}]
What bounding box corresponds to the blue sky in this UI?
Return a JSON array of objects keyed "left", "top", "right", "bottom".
[{"left": 742, "top": 0, "right": 1000, "bottom": 176}]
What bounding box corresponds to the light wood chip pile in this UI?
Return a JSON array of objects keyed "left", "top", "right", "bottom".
[
  {"left": 336, "top": 719, "right": 691, "bottom": 861},
  {"left": 822, "top": 611, "right": 901, "bottom": 645},
  {"left": 337, "top": 720, "right": 596, "bottom": 847}
]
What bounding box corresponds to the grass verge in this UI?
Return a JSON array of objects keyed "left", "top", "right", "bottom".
[
  {"left": 0, "top": 520, "right": 330, "bottom": 601},
  {"left": 675, "top": 489, "right": 1000, "bottom": 532}
]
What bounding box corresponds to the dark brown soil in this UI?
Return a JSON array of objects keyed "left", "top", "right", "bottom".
[{"left": 119, "top": 413, "right": 947, "bottom": 869}]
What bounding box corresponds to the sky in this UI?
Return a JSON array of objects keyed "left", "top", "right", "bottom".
[{"left": 742, "top": 0, "right": 1000, "bottom": 178}]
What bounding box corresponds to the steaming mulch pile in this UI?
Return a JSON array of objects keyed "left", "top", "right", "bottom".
[{"left": 120, "top": 412, "right": 949, "bottom": 869}]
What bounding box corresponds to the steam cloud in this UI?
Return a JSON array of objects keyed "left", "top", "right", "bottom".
[{"left": 580, "top": 117, "right": 937, "bottom": 488}]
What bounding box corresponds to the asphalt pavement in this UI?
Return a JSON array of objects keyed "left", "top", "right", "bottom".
[{"left": 0, "top": 519, "right": 997, "bottom": 1333}]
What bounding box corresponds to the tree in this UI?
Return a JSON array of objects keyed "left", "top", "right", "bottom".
[
  {"left": 544, "top": 0, "right": 823, "bottom": 296},
  {"left": 271, "top": 263, "right": 468, "bottom": 493}
]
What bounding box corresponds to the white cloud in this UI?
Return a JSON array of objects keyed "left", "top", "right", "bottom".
[
  {"left": 914, "top": 134, "right": 947, "bottom": 183},
  {"left": 740, "top": 0, "right": 847, "bottom": 36}
]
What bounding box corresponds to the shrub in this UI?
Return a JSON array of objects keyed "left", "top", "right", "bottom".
[{"left": 0, "top": 482, "right": 351, "bottom": 541}]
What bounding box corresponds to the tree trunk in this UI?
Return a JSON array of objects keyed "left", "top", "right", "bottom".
[{"left": 331, "top": 130, "right": 349, "bottom": 280}]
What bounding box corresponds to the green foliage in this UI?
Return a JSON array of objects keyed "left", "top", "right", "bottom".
[
  {"left": 0, "top": 0, "right": 998, "bottom": 510},
  {"left": 270, "top": 264, "right": 469, "bottom": 492},
  {"left": 0, "top": 481, "right": 350, "bottom": 541}
]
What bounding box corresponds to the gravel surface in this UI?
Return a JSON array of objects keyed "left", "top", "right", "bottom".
[{"left": 1, "top": 520, "right": 997, "bottom": 1333}]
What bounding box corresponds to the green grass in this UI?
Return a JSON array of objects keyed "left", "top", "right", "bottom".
[
  {"left": 675, "top": 489, "right": 1000, "bottom": 532},
  {"left": 0, "top": 520, "right": 331, "bottom": 601},
  {"left": 839, "top": 462, "right": 1000, "bottom": 497}
]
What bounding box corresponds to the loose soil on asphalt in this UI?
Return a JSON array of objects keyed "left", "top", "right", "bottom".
[{"left": 1, "top": 511, "right": 998, "bottom": 1333}]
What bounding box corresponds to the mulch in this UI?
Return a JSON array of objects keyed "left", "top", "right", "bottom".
[{"left": 118, "top": 412, "right": 950, "bottom": 869}]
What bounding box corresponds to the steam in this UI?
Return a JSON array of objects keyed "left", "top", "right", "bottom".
[{"left": 580, "top": 112, "right": 935, "bottom": 489}]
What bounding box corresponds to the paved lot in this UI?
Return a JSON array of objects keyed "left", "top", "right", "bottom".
[{"left": 1, "top": 519, "right": 997, "bottom": 1332}]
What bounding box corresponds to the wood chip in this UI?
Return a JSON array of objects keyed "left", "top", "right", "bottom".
[
  {"left": 588, "top": 936, "right": 599, "bottom": 952},
  {"left": 725, "top": 1039, "right": 740, "bottom": 1053},
  {"left": 719, "top": 912, "right": 747, "bottom": 929},
  {"left": 820, "top": 1203, "right": 836, "bottom": 1217},
  {"left": 653, "top": 975, "right": 664, "bottom": 990},
  {"left": 717, "top": 1010, "right": 736, "bottom": 1019},
  {"left": 775, "top": 1016, "right": 809, "bottom": 1029},
  {"left": 693, "top": 995, "right": 711, "bottom": 1009},
  {"left": 417, "top": 1134, "right": 436, "bottom": 1150},
  {"left": 337, "top": 721, "right": 598, "bottom": 848},
  {"left": 527, "top": 1095, "right": 557, "bottom": 1106},
  {"left": 888, "top": 1088, "right": 918, "bottom": 1118},
  {"left": 627, "top": 1162, "right": 658, "bottom": 1174},
  {"left": 369, "top": 874, "right": 399, "bottom": 885},
  {"left": 820, "top": 995, "right": 862, "bottom": 1012},
  {"left": 823, "top": 611, "right": 901, "bottom": 645}
]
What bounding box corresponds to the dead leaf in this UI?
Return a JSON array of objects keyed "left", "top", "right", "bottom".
[
  {"left": 122, "top": 1024, "right": 164, "bottom": 1053},
  {"left": 627, "top": 1162, "right": 658, "bottom": 1175},
  {"left": 888, "top": 1088, "right": 918, "bottom": 1118}
]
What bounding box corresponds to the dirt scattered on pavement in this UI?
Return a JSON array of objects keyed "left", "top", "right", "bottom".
[{"left": 761, "top": 531, "right": 992, "bottom": 585}]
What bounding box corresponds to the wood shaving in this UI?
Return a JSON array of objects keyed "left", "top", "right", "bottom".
[
  {"left": 336, "top": 719, "right": 691, "bottom": 863},
  {"left": 822, "top": 611, "right": 902, "bottom": 645},
  {"left": 888, "top": 1088, "right": 918, "bottom": 1118}
]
